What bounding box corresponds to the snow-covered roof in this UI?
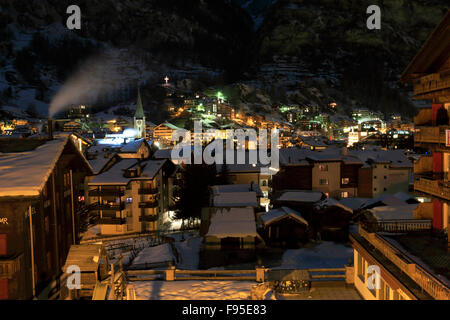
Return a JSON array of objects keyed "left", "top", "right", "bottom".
[
  {"left": 393, "top": 192, "right": 418, "bottom": 203},
  {"left": 0, "top": 134, "right": 85, "bottom": 197},
  {"left": 119, "top": 138, "right": 145, "bottom": 153},
  {"left": 89, "top": 159, "right": 138, "bottom": 185},
  {"left": 133, "top": 160, "right": 166, "bottom": 180},
  {"left": 260, "top": 207, "right": 308, "bottom": 226},
  {"left": 88, "top": 159, "right": 166, "bottom": 185},
  {"left": 339, "top": 198, "right": 369, "bottom": 211},
  {"left": 213, "top": 192, "right": 258, "bottom": 208},
  {"left": 276, "top": 190, "right": 324, "bottom": 203},
  {"left": 314, "top": 198, "right": 353, "bottom": 214},
  {"left": 206, "top": 208, "right": 258, "bottom": 238},
  {"left": 88, "top": 157, "right": 112, "bottom": 175},
  {"left": 360, "top": 194, "right": 408, "bottom": 210},
  {"left": 211, "top": 183, "right": 263, "bottom": 197},
  {"left": 368, "top": 204, "right": 418, "bottom": 220}
]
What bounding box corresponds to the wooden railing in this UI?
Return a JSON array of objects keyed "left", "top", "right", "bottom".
[
  {"left": 125, "top": 267, "right": 347, "bottom": 282},
  {"left": 358, "top": 225, "right": 450, "bottom": 300},
  {"left": 414, "top": 126, "right": 443, "bottom": 144},
  {"left": 0, "top": 254, "right": 22, "bottom": 279},
  {"left": 414, "top": 79, "right": 450, "bottom": 96},
  {"left": 414, "top": 177, "right": 450, "bottom": 201},
  {"left": 365, "top": 219, "right": 433, "bottom": 233}
]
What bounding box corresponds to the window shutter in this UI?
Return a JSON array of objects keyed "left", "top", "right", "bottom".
[{"left": 0, "top": 235, "right": 6, "bottom": 255}]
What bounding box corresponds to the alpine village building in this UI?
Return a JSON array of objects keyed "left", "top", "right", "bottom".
[
  {"left": 350, "top": 10, "right": 450, "bottom": 301},
  {"left": 0, "top": 133, "right": 92, "bottom": 300}
]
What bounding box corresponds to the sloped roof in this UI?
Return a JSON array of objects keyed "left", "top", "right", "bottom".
[
  {"left": 276, "top": 190, "right": 324, "bottom": 203},
  {"left": 119, "top": 138, "right": 146, "bottom": 153},
  {"left": 213, "top": 191, "right": 258, "bottom": 208},
  {"left": 260, "top": 206, "right": 308, "bottom": 226},
  {"left": 211, "top": 183, "right": 263, "bottom": 197},
  {"left": 401, "top": 10, "right": 450, "bottom": 82},
  {"left": 314, "top": 198, "right": 353, "bottom": 214},
  {"left": 206, "top": 208, "right": 258, "bottom": 238},
  {"left": 0, "top": 134, "right": 92, "bottom": 197}
]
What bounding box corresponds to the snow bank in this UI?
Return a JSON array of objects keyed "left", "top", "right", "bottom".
[
  {"left": 129, "top": 243, "right": 176, "bottom": 269},
  {"left": 276, "top": 242, "right": 353, "bottom": 269},
  {"left": 133, "top": 280, "right": 253, "bottom": 300}
]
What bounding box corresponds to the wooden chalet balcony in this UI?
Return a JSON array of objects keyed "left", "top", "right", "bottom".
[
  {"left": 0, "top": 254, "right": 22, "bottom": 279},
  {"left": 98, "top": 217, "right": 126, "bottom": 225},
  {"left": 88, "top": 189, "right": 124, "bottom": 197},
  {"left": 138, "top": 188, "right": 159, "bottom": 195},
  {"left": 414, "top": 126, "right": 450, "bottom": 145},
  {"left": 414, "top": 78, "right": 450, "bottom": 96},
  {"left": 414, "top": 175, "right": 450, "bottom": 201},
  {"left": 139, "top": 201, "right": 158, "bottom": 209},
  {"left": 139, "top": 215, "right": 158, "bottom": 222},
  {"left": 357, "top": 225, "right": 450, "bottom": 300}
]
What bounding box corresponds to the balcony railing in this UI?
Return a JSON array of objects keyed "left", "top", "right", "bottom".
[
  {"left": 414, "top": 126, "right": 450, "bottom": 145},
  {"left": 414, "top": 79, "right": 450, "bottom": 96},
  {"left": 362, "top": 219, "right": 432, "bottom": 233},
  {"left": 0, "top": 254, "right": 22, "bottom": 279},
  {"left": 89, "top": 203, "right": 125, "bottom": 211},
  {"left": 358, "top": 225, "right": 450, "bottom": 300},
  {"left": 414, "top": 176, "right": 450, "bottom": 201},
  {"left": 139, "top": 201, "right": 159, "bottom": 209},
  {"left": 88, "top": 189, "right": 124, "bottom": 197},
  {"left": 138, "top": 188, "right": 159, "bottom": 195},
  {"left": 98, "top": 217, "right": 126, "bottom": 225},
  {"left": 139, "top": 215, "right": 158, "bottom": 222}
]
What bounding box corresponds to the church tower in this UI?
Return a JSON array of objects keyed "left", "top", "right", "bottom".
[{"left": 134, "top": 89, "right": 146, "bottom": 139}]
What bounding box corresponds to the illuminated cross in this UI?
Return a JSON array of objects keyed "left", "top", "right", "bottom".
[{"left": 164, "top": 76, "right": 169, "bottom": 85}]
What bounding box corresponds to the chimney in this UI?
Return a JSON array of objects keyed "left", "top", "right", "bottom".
[{"left": 47, "top": 119, "right": 54, "bottom": 140}]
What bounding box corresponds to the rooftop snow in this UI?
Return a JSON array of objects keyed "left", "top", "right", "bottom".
[
  {"left": 314, "top": 198, "right": 353, "bottom": 214},
  {"left": 260, "top": 207, "right": 308, "bottom": 226},
  {"left": 119, "top": 138, "right": 145, "bottom": 153},
  {"left": 89, "top": 159, "right": 138, "bottom": 185},
  {"left": 206, "top": 208, "right": 258, "bottom": 238},
  {"left": 213, "top": 192, "right": 258, "bottom": 208},
  {"left": 0, "top": 134, "right": 71, "bottom": 197},
  {"left": 368, "top": 204, "right": 418, "bottom": 220},
  {"left": 276, "top": 190, "right": 324, "bottom": 203},
  {"left": 211, "top": 183, "right": 263, "bottom": 197}
]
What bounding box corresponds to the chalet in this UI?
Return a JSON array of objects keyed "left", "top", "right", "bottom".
[
  {"left": 62, "top": 244, "right": 109, "bottom": 299},
  {"left": 0, "top": 134, "right": 92, "bottom": 300},
  {"left": 201, "top": 208, "right": 262, "bottom": 268},
  {"left": 259, "top": 207, "right": 309, "bottom": 248},
  {"left": 313, "top": 198, "right": 353, "bottom": 241},
  {"left": 153, "top": 122, "right": 182, "bottom": 147}
]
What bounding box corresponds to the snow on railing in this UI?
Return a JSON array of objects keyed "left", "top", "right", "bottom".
[{"left": 358, "top": 225, "right": 450, "bottom": 300}]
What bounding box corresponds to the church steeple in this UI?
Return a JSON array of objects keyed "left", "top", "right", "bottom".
[
  {"left": 135, "top": 89, "right": 145, "bottom": 119},
  {"left": 134, "top": 89, "right": 146, "bottom": 139}
]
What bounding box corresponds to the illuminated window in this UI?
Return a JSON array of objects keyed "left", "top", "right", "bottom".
[
  {"left": 341, "top": 191, "right": 349, "bottom": 198},
  {"left": 341, "top": 178, "right": 350, "bottom": 185},
  {"left": 126, "top": 198, "right": 133, "bottom": 204},
  {"left": 320, "top": 179, "right": 329, "bottom": 185},
  {"left": 319, "top": 164, "right": 328, "bottom": 171}
]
